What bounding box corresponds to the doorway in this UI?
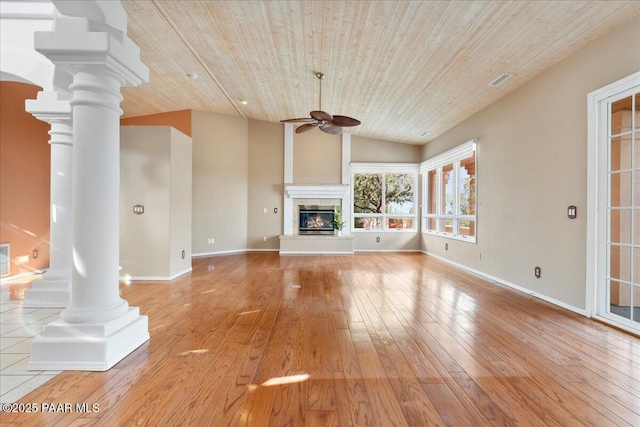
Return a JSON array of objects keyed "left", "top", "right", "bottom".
[{"left": 588, "top": 72, "right": 640, "bottom": 335}]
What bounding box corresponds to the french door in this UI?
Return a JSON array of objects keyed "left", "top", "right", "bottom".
[{"left": 588, "top": 72, "right": 640, "bottom": 335}]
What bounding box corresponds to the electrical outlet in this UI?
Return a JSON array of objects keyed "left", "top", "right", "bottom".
[
  {"left": 208, "top": 238, "right": 215, "bottom": 244},
  {"left": 263, "top": 208, "right": 267, "bottom": 213},
  {"left": 263, "top": 236, "right": 267, "bottom": 242},
  {"left": 534, "top": 266, "right": 541, "bottom": 278}
]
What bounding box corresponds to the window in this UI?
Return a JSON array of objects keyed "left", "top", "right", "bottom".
[
  {"left": 351, "top": 164, "right": 418, "bottom": 231},
  {"left": 421, "top": 139, "right": 477, "bottom": 242}
]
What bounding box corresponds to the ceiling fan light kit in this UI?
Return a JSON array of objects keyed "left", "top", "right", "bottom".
[{"left": 281, "top": 72, "right": 361, "bottom": 135}]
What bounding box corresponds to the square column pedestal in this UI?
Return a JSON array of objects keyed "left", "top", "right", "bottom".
[{"left": 29, "top": 308, "right": 148, "bottom": 371}]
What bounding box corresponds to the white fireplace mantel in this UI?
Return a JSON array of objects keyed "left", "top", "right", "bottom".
[{"left": 284, "top": 184, "right": 349, "bottom": 199}]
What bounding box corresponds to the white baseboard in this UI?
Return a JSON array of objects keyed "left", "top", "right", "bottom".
[
  {"left": 246, "top": 249, "right": 279, "bottom": 252},
  {"left": 0, "top": 270, "right": 46, "bottom": 286},
  {"left": 355, "top": 249, "right": 421, "bottom": 253},
  {"left": 120, "top": 267, "right": 192, "bottom": 282},
  {"left": 279, "top": 251, "right": 353, "bottom": 255},
  {"left": 423, "top": 251, "right": 587, "bottom": 316},
  {"left": 192, "top": 249, "right": 247, "bottom": 258}
]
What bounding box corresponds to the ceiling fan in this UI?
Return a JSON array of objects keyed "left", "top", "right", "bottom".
[{"left": 281, "top": 72, "right": 361, "bottom": 135}]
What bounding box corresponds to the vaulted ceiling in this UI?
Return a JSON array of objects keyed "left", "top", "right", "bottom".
[{"left": 120, "top": 1, "right": 640, "bottom": 145}]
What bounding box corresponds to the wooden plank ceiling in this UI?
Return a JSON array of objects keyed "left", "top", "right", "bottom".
[{"left": 121, "top": 0, "right": 640, "bottom": 145}]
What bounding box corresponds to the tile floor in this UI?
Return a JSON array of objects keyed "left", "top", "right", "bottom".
[{"left": 0, "top": 277, "right": 62, "bottom": 404}]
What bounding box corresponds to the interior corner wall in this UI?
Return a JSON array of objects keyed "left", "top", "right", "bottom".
[
  {"left": 0, "top": 81, "right": 50, "bottom": 276},
  {"left": 169, "top": 127, "right": 192, "bottom": 275},
  {"left": 121, "top": 110, "right": 192, "bottom": 137},
  {"left": 420, "top": 14, "right": 640, "bottom": 310},
  {"left": 191, "top": 110, "right": 248, "bottom": 255},
  {"left": 247, "top": 119, "right": 284, "bottom": 250}
]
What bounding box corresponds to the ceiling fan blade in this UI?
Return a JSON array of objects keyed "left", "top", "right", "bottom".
[
  {"left": 296, "top": 123, "right": 318, "bottom": 134},
  {"left": 280, "top": 118, "right": 316, "bottom": 123},
  {"left": 310, "top": 110, "right": 333, "bottom": 121},
  {"left": 319, "top": 123, "right": 342, "bottom": 135},
  {"left": 330, "top": 115, "right": 361, "bottom": 127}
]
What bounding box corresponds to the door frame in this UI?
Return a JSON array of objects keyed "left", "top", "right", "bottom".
[{"left": 586, "top": 71, "right": 639, "bottom": 329}]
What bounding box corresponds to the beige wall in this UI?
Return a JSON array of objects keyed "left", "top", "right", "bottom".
[
  {"left": 120, "top": 126, "right": 171, "bottom": 277},
  {"left": 293, "top": 130, "right": 341, "bottom": 184},
  {"left": 169, "top": 127, "right": 193, "bottom": 275},
  {"left": 0, "top": 81, "right": 50, "bottom": 276},
  {"left": 120, "top": 126, "right": 192, "bottom": 278},
  {"left": 192, "top": 110, "right": 248, "bottom": 254},
  {"left": 121, "top": 110, "right": 192, "bottom": 137},
  {"left": 420, "top": 15, "right": 640, "bottom": 310},
  {"left": 352, "top": 135, "right": 420, "bottom": 163},
  {"left": 247, "top": 119, "right": 283, "bottom": 250}
]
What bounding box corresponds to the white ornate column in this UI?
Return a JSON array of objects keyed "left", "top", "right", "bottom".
[
  {"left": 23, "top": 91, "right": 72, "bottom": 308},
  {"left": 29, "top": 10, "right": 149, "bottom": 371}
]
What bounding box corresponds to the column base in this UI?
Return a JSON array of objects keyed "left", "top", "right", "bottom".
[
  {"left": 23, "top": 278, "right": 71, "bottom": 308},
  {"left": 29, "top": 307, "right": 149, "bottom": 371}
]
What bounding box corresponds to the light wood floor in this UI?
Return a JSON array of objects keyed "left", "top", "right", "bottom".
[{"left": 2, "top": 252, "right": 640, "bottom": 426}]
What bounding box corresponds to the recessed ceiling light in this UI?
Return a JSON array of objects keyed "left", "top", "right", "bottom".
[
  {"left": 240, "top": 100, "right": 248, "bottom": 105},
  {"left": 187, "top": 73, "right": 198, "bottom": 80}
]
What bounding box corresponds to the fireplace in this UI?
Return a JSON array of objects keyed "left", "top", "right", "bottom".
[{"left": 299, "top": 206, "right": 334, "bottom": 235}]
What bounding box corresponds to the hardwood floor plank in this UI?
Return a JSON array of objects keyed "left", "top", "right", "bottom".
[{"left": 2, "top": 253, "right": 639, "bottom": 426}]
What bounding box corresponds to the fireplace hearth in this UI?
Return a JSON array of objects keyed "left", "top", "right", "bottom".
[{"left": 299, "top": 206, "right": 334, "bottom": 235}]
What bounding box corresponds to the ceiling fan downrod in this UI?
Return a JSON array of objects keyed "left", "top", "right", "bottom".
[{"left": 316, "top": 72, "right": 325, "bottom": 112}]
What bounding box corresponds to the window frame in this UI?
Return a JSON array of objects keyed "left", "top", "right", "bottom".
[
  {"left": 420, "top": 139, "right": 477, "bottom": 243},
  {"left": 351, "top": 163, "right": 419, "bottom": 232}
]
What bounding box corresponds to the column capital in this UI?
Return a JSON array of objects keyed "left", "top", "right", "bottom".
[
  {"left": 26, "top": 91, "right": 71, "bottom": 121},
  {"left": 26, "top": 91, "right": 73, "bottom": 146},
  {"left": 34, "top": 15, "right": 149, "bottom": 87}
]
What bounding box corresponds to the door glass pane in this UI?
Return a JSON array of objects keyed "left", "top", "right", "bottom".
[
  {"left": 610, "top": 172, "right": 632, "bottom": 207},
  {"left": 635, "top": 132, "right": 640, "bottom": 169},
  {"left": 609, "top": 245, "right": 631, "bottom": 282},
  {"left": 611, "top": 96, "right": 633, "bottom": 135},
  {"left": 610, "top": 136, "right": 631, "bottom": 171},
  {"left": 635, "top": 210, "right": 640, "bottom": 245},
  {"left": 635, "top": 93, "right": 639, "bottom": 130},
  {"left": 631, "top": 284, "right": 638, "bottom": 323},
  {"left": 609, "top": 280, "right": 631, "bottom": 320},
  {"left": 609, "top": 209, "right": 631, "bottom": 244},
  {"left": 635, "top": 172, "right": 640, "bottom": 207},
  {"left": 634, "top": 248, "right": 640, "bottom": 286}
]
